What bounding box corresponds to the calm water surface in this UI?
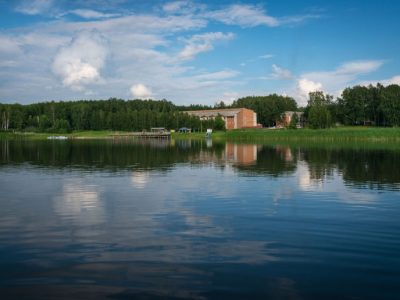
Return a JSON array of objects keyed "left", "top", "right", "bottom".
[{"left": 0, "top": 139, "right": 399, "bottom": 299}]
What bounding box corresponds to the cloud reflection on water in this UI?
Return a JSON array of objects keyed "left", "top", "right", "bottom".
[
  {"left": 1, "top": 140, "right": 400, "bottom": 299},
  {"left": 52, "top": 179, "right": 105, "bottom": 226}
]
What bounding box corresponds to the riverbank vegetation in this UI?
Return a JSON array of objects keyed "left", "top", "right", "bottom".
[
  {"left": 2, "top": 127, "right": 399, "bottom": 144},
  {"left": 0, "top": 83, "right": 399, "bottom": 134},
  {"left": 174, "top": 127, "right": 400, "bottom": 143}
]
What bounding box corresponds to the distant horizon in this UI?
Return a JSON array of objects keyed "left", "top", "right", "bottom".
[
  {"left": 1, "top": 80, "right": 394, "bottom": 108},
  {"left": 1, "top": 0, "right": 400, "bottom": 106}
]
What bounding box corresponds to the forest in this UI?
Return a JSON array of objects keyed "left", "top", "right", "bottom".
[
  {"left": 304, "top": 83, "right": 400, "bottom": 128},
  {"left": 0, "top": 99, "right": 209, "bottom": 133},
  {"left": 0, "top": 83, "right": 399, "bottom": 132}
]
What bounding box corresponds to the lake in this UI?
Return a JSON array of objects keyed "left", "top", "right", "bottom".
[{"left": 0, "top": 139, "right": 399, "bottom": 300}]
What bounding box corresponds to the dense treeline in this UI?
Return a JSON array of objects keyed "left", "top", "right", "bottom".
[
  {"left": 306, "top": 84, "right": 400, "bottom": 128},
  {"left": 178, "top": 95, "right": 299, "bottom": 127},
  {"left": 0, "top": 98, "right": 224, "bottom": 133},
  {"left": 231, "top": 94, "right": 298, "bottom": 127},
  {"left": 0, "top": 83, "right": 399, "bottom": 132}
]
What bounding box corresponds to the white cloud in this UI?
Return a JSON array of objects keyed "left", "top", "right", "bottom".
[
  {"left": 359, "top": 75, "right": 400, "bottom": 87},
  {"left": 259, "top": 54, "right": 274, "bottom": 59},
  {"left": 130, "top": 83, "right": 153, "bottom": 99},
  {"left": 68, "top": 9, "right": 120, "bottom": 19},
  {"left": 0, "top": 60, "right": 18, "bottom": 68},
  {"left": 220, "top": 92, "right": 240, "bottom": 104},
  {"left": 0, "top": 2, "right": 321, "bottom": 105},
  {"left": 270, "top": 64, "right": 293, "bottom": 80},
  {"left": 163, "top": 1, "right": 187, "bottom": 12},
  {"left": 207, "top": 4, "right": 279, "bottom": 27},
  {"left": 207, "top": 4, "right": 320, "bottom": 28},
  {"left": 162, "top": 1, "right": 201, "bottom": 14},
  {"left": 296, "top": 78, "right": 323, "bottom": 106},
  {"left": 178, "top": 32, "right": 234, "bottom": 61},
  {"left": 240, "top": 53, "right": 275, "bottom": 67},
  {"left": 0, "top": 36, "right": 21, "bottom": 55},
  {"left": 279, "top": 14, "right": 322, "bottom": 26},
  {"left": 194, "top": 70, "right": 239, "bottom": 81},
  {"left": 336, "top": 60, "right": 384, "bottom": 75},
  {"left": 89, "top": 15, "right": 205, "bottom": 33},
  {"left": 15, "top": 0, "right": 53, "bottom": 15},
  {"left": 52, "top": 31, "right": 108, "bottom": 91},
  {"left": 294, "top": 60, "right": 385, "bottom": 105}
]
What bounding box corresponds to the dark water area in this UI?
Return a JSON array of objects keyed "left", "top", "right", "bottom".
[{"left": 0, "top": 139, "right": 399, "bottom": 300}]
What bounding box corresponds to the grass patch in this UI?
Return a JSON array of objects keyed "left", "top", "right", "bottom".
[
  {"left": 1, "top": 127, "right": 400, "bottom": 144},
  {"left": 0, "top": 130, "right": 119, "bottom": 140},
  {"left": 222, "top": 127, "right": 400, "bottom": 142}
]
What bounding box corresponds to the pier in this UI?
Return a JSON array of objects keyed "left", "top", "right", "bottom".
[{"left": 112, "top": 128, "right": 171, "bottom": 139}]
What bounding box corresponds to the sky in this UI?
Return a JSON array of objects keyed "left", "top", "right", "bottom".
[{"left": 0, "top": 0, "right": 400, "bottom": 106}]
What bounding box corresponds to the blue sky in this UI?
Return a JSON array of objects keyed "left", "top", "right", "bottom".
[{"left": 1, "top": 0, "right": 399, "bottom": 106}]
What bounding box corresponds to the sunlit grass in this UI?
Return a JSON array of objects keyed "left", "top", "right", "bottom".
[{"left": 1, "top": 127, "right": 400, "bottom": 144}]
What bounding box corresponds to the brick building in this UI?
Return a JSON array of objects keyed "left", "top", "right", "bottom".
[{"left": 184, "top": 108, "right": 258, "bottom": 130}]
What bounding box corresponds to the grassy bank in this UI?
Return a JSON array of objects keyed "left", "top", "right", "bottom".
[
  {"left": 223, "top": 127, "right": 400, "bottom": 142},
  {"left": 1, "top": 127, "right": 399, "bottom": 143},
  {"left": 173, "top": 127, "right": 400, "bottom": 142},
  {"left": 0, "top": 130, "right": 117, "bottom": 140}
]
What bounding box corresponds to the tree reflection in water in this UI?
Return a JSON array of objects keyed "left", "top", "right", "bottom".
[{"left": 1, "top": 139, "right": 399, "bottom": 190}]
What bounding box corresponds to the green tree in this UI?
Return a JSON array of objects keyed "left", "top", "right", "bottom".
[
  {"left": 306, "top": 91, "right": 333, "bottom": 129},
  {"left": 380, "top": 84, "right": 400, "bottom": 126},
  {"left": 214, "top": 115, "right": 226, "bottom": 130},
  {"left": 232, "top": 94, "right": 297, "bottom": 127},
  {"left": 52, "top": 119, "right": 71, "bottom": 133}
]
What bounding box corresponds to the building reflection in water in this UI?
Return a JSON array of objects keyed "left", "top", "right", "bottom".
[
  {"left": 275, "top": 145, "right": 293, "bottom": 162},
  {"left": 225, "top": 143, "right": 258, "bottom": 166}
]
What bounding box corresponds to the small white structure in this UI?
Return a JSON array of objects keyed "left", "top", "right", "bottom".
[{"left": 47, "top": 136, "right": 68, "bottom": 140}]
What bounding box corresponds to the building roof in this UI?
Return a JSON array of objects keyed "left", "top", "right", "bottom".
[{"left": 184, "top": 108, "right": 252, "bottom": 118}]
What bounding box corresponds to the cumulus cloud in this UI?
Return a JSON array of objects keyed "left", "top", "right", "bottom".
[
  {"left": 15, "top": 0, "right": 54, "bottom": 15},
  {"left": 130, "top": 83, "right": 153, "bottom": 99},
  {"left": 220, "top": 92, "right": 240, "bottom": 104},
  {"left": 270, "top": 64, "right": 293, "bottom": 80},
  {"left": 52, "top": 31, "right": 108, "bottom": 91},
  {"left": 178, "top": 32, "right": 234, "bottom": 61},
  {"left": 294, "top": 60, "right": 385, "bottom": 105},
  {"left": 1, "top": 1, "right": 321, "bottom": 105},
  {"left": 296, "top": 78, "right": 323, "bottom": 105}
]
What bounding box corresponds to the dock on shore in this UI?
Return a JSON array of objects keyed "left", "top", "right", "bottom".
[{"left": 112, "top": 128, "right": 171, "bottom": 139}]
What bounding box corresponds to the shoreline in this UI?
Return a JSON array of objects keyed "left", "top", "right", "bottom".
[{"left": 1, "top": 127, "right": 400, "bottom": 143}]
